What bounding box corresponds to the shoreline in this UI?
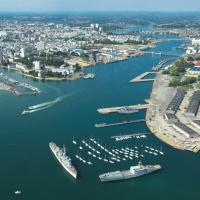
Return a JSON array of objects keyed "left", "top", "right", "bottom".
[
  {"left": 146, "top": 72, "right": 200, "bottom": 153},
  {"left": 2, "top": 42, "right": 157, "bottom": 82},
  {"left": 0, "top": 81, "right": 21, "bottom": 96}
]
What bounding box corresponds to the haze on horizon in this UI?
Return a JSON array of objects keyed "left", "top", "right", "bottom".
[{"left": 0, "top": 0, "right": 200, "bottom": 12}]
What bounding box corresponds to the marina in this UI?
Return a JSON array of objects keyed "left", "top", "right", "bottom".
[{"left": 72, "top": 137, "right": 165, "bottom": 167}]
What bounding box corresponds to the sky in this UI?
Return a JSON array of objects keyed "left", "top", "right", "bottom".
[{"left": 0, "top": 0, "right": 200, "bottom": 12}]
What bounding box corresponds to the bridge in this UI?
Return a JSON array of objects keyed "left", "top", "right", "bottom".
[{"left": 142, "top": 51, "right": 180, "bottom": 57}]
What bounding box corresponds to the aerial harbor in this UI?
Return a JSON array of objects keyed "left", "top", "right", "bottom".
[{"left": 1, "top": 0, "right": 200, "bottom": 200}]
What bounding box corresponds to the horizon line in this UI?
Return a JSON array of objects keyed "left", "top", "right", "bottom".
[{"left": 0, "top": 10, "right": 200, "bottom": 13}]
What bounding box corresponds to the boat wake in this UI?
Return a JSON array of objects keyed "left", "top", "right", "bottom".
[
  {"left": 22, "top": 92, "right": 76, "bottom": 115},
  {"left": 23, "top": 104, "right": 53, "bottom": 114},
  {"left": 28, "top": 97, "right": 62, "bottom": 110}
]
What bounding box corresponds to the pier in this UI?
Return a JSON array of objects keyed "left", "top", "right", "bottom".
[
  {"left": 95, "top": 119, "right": 146, "bottom": 128},
  {"left": 97, "top": 104, "right": 149, "bottom": 115},
  {"left": 130, "top": 72, "right": 157, "bottom": 83},
  {"left": 0, "top": 72, "right": 41, "bottom": 95}
]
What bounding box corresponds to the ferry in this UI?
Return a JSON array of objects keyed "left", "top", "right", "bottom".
[{"left": 117, "top": 107, "right": 139, "bottom": 114}]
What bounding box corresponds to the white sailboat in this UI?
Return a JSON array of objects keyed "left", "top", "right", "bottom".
[
  {"left": 72, "top": 137, "right": 77, "bottom": 145},
  {"left": 79, "top": 145, "right": 83, "bottom": 150},
  {"left": 103, "top": 155, "right": 108, "bottom": 162},
  {"left": 159, "top": 147, "right": 164, "bottom": 155},
  {"left": 14, "top": 191, "right": 22, "bottom": 195},
  {"left": 109, "top": 160, "right": 115, "bottom": 164}
]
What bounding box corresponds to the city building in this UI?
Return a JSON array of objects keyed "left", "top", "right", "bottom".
[
  {"left": 186, "top": 59, "right": 200, "bottom": 77},
  {"left": 51, "top": 66, "right": 74, "bottom": 76},
  {"left": 20, "top": 47, "right": 33, "bottom": 58},
  {"left": 0, "top": 31, "right": 7, "bottom": 37},
  {"left": 33, "top": 61, "right": 42, "bottom": 71},
  {"left": 192, "top": 38, "right": 200, "bottom": 47},
  {"left": 36, "top": 41, "right": 46, "bottom": 51},
  {"left": 0, "top": 49, "right": 3, "bottom": 63}
]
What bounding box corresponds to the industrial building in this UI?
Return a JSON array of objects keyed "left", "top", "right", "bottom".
[
  {"left": 186, "top": 91, "right": 200, "bottom": 117},
  {"left": 163, "top": 113, "right": 179, "bottom": 123},
  {"left": 172, "top": 122, "right": 199, "bottom": 138},
  {"left": 166, "top": 88, "right": 186, "bottom": 114},
  {"left": 191, "top": 120, "right": 200, "bottom": 130}
]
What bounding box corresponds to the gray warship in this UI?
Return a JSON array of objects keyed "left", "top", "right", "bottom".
[
  {"left": 49, "top": 142, "right": 77, "bottom": 179},
  {"left": 99, "top": 161, "right": 161, "bottom": 182}
]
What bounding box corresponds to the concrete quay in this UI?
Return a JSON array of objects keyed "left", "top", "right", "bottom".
[
  {"left": 146, "top": 72, "right": 200, "bottom": 153},
  {"left": 97, "top": 104, "right": 149, "bottom": 115},
  {"left": 130, "top": 72, "right": 157, "bottom": 83}
]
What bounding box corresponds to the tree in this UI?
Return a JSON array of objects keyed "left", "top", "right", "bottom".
[
  {"left": 81, "top": 53, "right": 89, "bottom": 62},
  {"left": 162, "top": 70, "right": 170, "bottom": 74},
  {"left": 170, "top": 67, "right": 179, "bottom": 76},
  {"left": 169, "top": 78, "right": 181, "bottom": 87},
  {"left": 74, "top": 63, "right": 82, "bottom": 72}
]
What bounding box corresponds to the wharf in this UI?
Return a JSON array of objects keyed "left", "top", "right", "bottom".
[
  {"left": 95, "top": 119, "right": 146, "bottom": 128},
  {"left": 146, "top": 72, "right": 200, "bottom": 153},
  {"left": 129, "top": 72, "right": 157, "bottom": 83},
  {"left": 97, "top": 104, "right": 149, "bottom": 115}
]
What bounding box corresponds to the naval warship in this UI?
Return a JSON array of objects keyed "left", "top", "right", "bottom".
[
  {"left": 99, "top": 161, "right": 161, "bottom": 182},
  {"left": 49, "top": 142, "right": 77, "bottom": 179},
  {"left": 117, "top": 107, "right": 139, "bottom": 114}
]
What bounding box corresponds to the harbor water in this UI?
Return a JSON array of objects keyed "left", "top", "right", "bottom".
[{"left": 0, "top": 36, "right": 199, "bottom": 200}]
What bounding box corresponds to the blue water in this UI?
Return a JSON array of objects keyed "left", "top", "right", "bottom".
[{"left": 1, "top": 37, "right": 199, "bottom": 200}]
